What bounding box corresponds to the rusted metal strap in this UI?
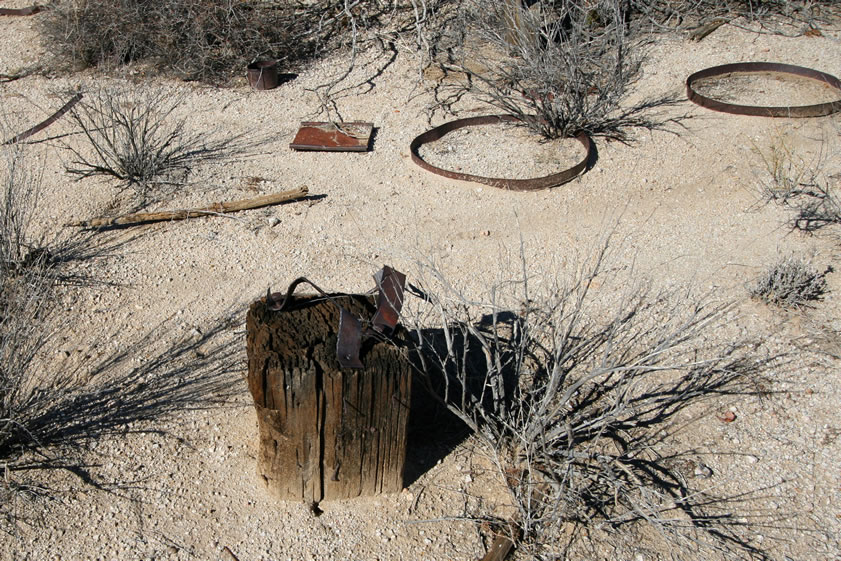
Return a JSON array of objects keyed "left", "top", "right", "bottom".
[
  {"left": 410, "top": 115, "right": 592, "bottom": 191},
  {"left": 266, "top": 267, "right": 407, "bottom": 369},
  {"left": 686, "top": 62, "right": 841, "bottom": 117},
  {"left": 3, "top": 92, "right": 83, "bottom": 145},
  {"left": 371, "top": 265, "right": 405, "bottom": 334},
  {"left": 0, "top": 5, "right": 41, "bottom": 15}
]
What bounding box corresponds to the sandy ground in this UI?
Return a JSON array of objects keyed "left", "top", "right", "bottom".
[{"left": 2, "top": 5, "right": 841, "bottom": 561}]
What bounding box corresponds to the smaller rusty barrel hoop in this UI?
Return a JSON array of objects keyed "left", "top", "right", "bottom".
[
  {"left": 686, "top": 62, "right": 841, "bottom": 118},
  {"left": 247, "top": 60, "right": 279, "bottom": 91},
  {"left": 410, "top": 115, "right": 593, "bottom": 192}
]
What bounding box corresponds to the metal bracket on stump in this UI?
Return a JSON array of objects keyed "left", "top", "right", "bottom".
[{"left": 266, "top": 266, "right": 407, "bottom": 369}]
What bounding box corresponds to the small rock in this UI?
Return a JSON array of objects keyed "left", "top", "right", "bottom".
[
  {"left": 694, "top": 463, "right": 713, "bottom": 478},
  {"left": 719, "top": 411, "right": 737, "bottom": 423}
]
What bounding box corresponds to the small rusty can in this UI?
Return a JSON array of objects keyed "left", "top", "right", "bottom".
[{"left": 247, "top": 60, "right": 279, "bottom": 90}]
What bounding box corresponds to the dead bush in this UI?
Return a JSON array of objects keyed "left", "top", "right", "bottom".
[
  {"left": 39, "top": 0, "right": 436, "bottom": 84},
  {"left": 431, "top": 0, "right": 681, "bottom": 141},
  {"left": 750, "top": 255, "right": 829, "bottom": 308},
  {"left": 39, "top": 0, "right": 316, "bottom": 82},
  {"left": 756, "top": 132, "right": 841, "bottom": 234},
  {"left": 64, "top": 87, "right": 257, "bottom": 206},
  {"left": 630, "top": 0, "right": 840, "bottom": 32},
  {"left": 402, "top": 242, "right": 775, "bottom": 559},
  {"left": 0, "top": 136, "right": 154, "bottom": 530},
  {"left": 0, "top": 143, "right": 60, "bottom": 525},
  {"left": 0, "top": 143, "right": 241, "bottom": 522}
]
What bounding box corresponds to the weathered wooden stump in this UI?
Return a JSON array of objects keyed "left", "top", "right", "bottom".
[{"left": 246, "top": 294, "right": 411, "bottom": 503}]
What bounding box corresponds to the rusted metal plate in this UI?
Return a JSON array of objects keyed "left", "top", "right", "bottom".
[
  {"left": 410, "top": 115, "right": 592, "bottom": 191},
  {"left": 290, "top": 122, "right": 373, "bottom": 152},
  {"left": 686, "top": 62, "right": 841, "bottom": 117},
  {"left": 371, "top": 266, "right": 406, "bottom": 334},
  {"left": 337, "top": 308, "right": 364, "bottom": 369}
]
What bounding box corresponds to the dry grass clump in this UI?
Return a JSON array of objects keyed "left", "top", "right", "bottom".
[
  {"left": 64, "top": 87, "right": 257, "bottom": 207},
  {"left": 630, "top": 0, "right": 840, "bottom": 31},
  {"left": 0, "top": 138, "right": 243, "bottom": 531},
  {"left": 0, "top": 141, "right": 242, "bottom": 522},
  {"left": 39, "top": 0, "right": 435, "bottom": 84},
  {"left": 0, "top": 143, "right": 61, "bottom": 528},
  {"left": 756, "top": 133, "right": 841, "bottom": 234},
  {"left": 40, "top": 0, "right": 313, "bottom": 82},
  {"left": 750, "top": 255, "right": 829, "bottom": 308},
  {"left": 403, "top": 242, "right": 771, "bottom": 559},
  {"left": 430, "top": 0, "right": 681, "bottom": 141}
]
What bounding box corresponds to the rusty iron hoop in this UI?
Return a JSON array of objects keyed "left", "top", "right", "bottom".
[
  {"left": 686, "top": 62, "right": 841, "bottom": 117},
  {"left": 410, "top": 115, "right": 592, "bottom": 191},
  {"left": 2, "top": 92, "right": 83, "bottom": 145}
]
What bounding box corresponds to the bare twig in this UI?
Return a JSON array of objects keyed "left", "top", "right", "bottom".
[{"left": 688, "top": 18, "right": 728, "bottom": 41}]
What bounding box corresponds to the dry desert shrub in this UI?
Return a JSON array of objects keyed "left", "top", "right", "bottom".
[
  {"left": 40, "top": 0, "right": 311, "bottom": 82},
  {"left": 756, "top": 133, "right": 841, "bottom": 234},
  {"left": 750, "top": 255, "right": 829, "bottom": 308},
  {"left": 630, "top": 0, "right": 840, "bottom": 32},
  {"left": 0, "top": 133, "right": 243, "bottom": 531},
  {"left": 64, "top": 87, "right": 258, "bottom": 207},
  {"left": 39, "top": 0, "right": 440, "bottom": 84},
  {"left": 429, "top": 0, "right": 682, "bottom": 141},
  {"left": 0, "top": 143, "right": 63, "bottom": 528},
  {"left": 402, "top": 242, "right": 774, "bottom": 559}
]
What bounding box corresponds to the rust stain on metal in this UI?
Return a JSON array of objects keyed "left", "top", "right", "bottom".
[
  {"left": 409, "top": 115, "right": 592, "bottom": 191},
  {"left": 3, "top": 92, "right": 83, "bottom": 145},
  {"left": 290, "top": 122, "right": 373, "bottom": 152},
  {"left": 686, "top": 62, "right": 841, "bottom": 117}
]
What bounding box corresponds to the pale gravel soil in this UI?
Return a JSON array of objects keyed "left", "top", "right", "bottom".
[{"left": 2, "top": 6, "right": 841, "bottom": 561}]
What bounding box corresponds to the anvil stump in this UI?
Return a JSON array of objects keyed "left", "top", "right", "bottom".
[{"left": 246, "top": 294, "right": 411, "bottom": 503}]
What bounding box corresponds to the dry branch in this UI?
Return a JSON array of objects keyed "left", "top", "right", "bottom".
[
  {"left": 66, "top": 185, "right": 309, "bottom": 228},
  {"left": 688, "top": 18, "right": 728, "bottom": 41},
  {"left": 479, "top": 533, "right": 515, "bottom": 561}
]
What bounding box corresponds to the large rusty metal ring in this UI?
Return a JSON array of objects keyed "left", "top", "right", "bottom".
[
  {"left": 686, "top": 62, "right": 841, "bottom": 117},
  {"left": 410, "top": 115, "right": 592, "bottom": 191}
]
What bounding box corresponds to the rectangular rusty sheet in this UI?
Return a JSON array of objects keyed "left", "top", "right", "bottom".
[{"left": 290, "top": 122, "right": 373, "bottom": 152}]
